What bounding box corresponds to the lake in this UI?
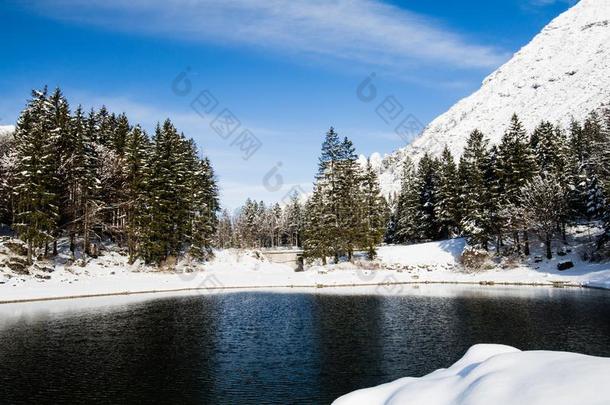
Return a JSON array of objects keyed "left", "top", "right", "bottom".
[{"left": 0, "top": 286, "right": 609, "bottom": 404}]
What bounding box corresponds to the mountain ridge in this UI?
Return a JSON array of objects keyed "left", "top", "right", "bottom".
[{"left": 374, "top": 0, "right": 610, "bottom": 197}]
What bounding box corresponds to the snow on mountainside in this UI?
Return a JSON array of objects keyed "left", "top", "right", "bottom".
[
  {"left": 374, "top": 0, "right": 610, "bottom": 197},
  {"left": 0, "top": 125, "right": 14, "bottom": 138}
]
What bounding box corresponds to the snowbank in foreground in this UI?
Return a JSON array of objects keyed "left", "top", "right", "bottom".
[{"left": 333, "top": 344, "right": 610, "bottom": 405}]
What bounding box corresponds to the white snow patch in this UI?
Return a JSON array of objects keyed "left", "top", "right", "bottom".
[{"left": 0, "top": 125, "right": 14, "bottom": 136}]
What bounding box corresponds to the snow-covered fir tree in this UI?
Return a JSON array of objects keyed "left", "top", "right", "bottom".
[
  {"left": 303, "top": 128, "right": 386, "bottom": 263},
  {"left": 435, "top": 146, "right": 459, "bottom": 240},
  {"left": 458, "top": 130, "right": 492, "bottom": 250},
  {"left": 2, "top": 88, "right": 217, "bottom": 265},
  {"left": 12, "top": 89, "right": 60, "bottom": 263},
  {"left": 360, "top": 159, "right": 387, "bottom": 259},
  {"left": 66, "top": 106, "right": 100, "bottom": 256},
  {"left": 303, "top": 185, "right": 331, "bottom": 264},
  {"left": 124, "top": 125, "right": 149, "bottom": 262},
  {"left": 496, "top": 114, "right": 538, "bottom": 255},
  {"left": 393, "top": 156, "right": 420, "bottom": 243},
  {"left": 415, "top": 153, "right": 441, "bottom": 240},
  {"left": 283, "top": 192, "right": 303, "bottom": 247}
]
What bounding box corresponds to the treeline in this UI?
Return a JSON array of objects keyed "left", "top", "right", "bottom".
[
  {"left": 214, "top": 110, "right": 610, "bottom": 265},
  {"left": 0, "top": 88, "right": 219, "bottom": 265},
  {"left": 215, "top": 194, "right": 303, "bottom": 249},
  {"left": 2, "top": 87, "right": 609, "bottom": 268},
  {"left": 388, "top": 112, "right": 610, "bottom": 259},
  {"left": 219, "top": 128, "right": 388, "bottom": 262}
]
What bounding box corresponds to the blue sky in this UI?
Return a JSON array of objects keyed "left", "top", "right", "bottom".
[{"left": 0, "top": 0, "right": 575, "bottom": 209}]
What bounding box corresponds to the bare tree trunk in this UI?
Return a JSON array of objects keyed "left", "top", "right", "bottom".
[
  {"left": 523, "top": 231, "right": 530, "bottom": 256},
  {"left": 70, "top": 234, "right": 75, "bottom": 258},
  {"left": 27, "top": 240, "right": 33, "bottom": 265},
  {"left": 84, "top": 202, "right": 91, "bottom": 256},
  {"left": 546, "top": 233, "right": 552, "bottom": 260}
]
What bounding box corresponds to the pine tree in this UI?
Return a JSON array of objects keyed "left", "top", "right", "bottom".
[
  {"left": 416, "top": 153, "right": 441, "bottom": 240},
  {"left": 124, "top": 125, "right": 149, "bottom": 261},
  {"left": 531, "top": 121, "right": 568, "bottom": 179},
  {"left": 496, "top": 114, "right": 538, "bottom": 254},
  {"left": 303, "top": 128, "right": 372, "bottom": 262},
  {"left": 189, "top": 156, "right": 220, "bottom": 260},
  {"left": 67, "top": 106, "right": 100, "bottom": 256},
  {"left": 568, "top": 117, "right": 597, "bottom": 219},
  {"left": 485, "top": 145, "right": 504, "bottom": 253},
  {"left": 596, "top": 110, "right": 610, "bottom": 251},
  {"left": 314, "top": 127, "right": 343, "bottom": 261},
  {"left": 459, "top": 129, "right": 492, "bottom": 250},
  {"left": 112, "top": 113, "right": 130, "bottom": 156},
  {"left": 284, "top": 192, "right": 303, "bottom": 247},
  {"left": 303, "top": 186, "right": 331, "bottom": 264},
  {"left": 47, "top": 88, "right": 72, "bottom": 254},
  {"left": 435, "top": 146, "right": 459, "bottom": 239},
  {"left": 13, "top": 89, "right": 60, "bottom": 263},
  {"left": 215, "top": 209, "right": 234, "bottom": 249},
  {"left": 238, "top": 198, "right": 259, "bottom": 248},
  {"left": 497, "top": 114, "right": 538, "bottom": 201},
  {"left": 335, "top": 136, "right": 361, "bottom": 260},
  {"left": 394, "top": 156, "right": 420, "bottom": 243},
  {"left": 0, "top": 132, "right": 17, "bottom": 226},
  {"left": 95, "top": 106, "right": 113, "bottom": 146},
  {"left": 360, "top": 159, "right": 386, "bottom": 259},
  {"left": 140, "top": 120, "right": 192, "bottom": 263}
]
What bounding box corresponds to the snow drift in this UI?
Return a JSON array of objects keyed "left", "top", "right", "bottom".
[
  {"left": 333, "top": 344, "right": 610, "bottom": 405},
  {"left": 375, "top": 0, "right": 610, "bottom": 196}
]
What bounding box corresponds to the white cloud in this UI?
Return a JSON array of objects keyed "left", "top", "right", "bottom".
[
  {"left": 527, "top": 0, "right": 577, "bottom": 7},
  {"left": 29, "top": 0, "right": 508, "bottom": 70}
]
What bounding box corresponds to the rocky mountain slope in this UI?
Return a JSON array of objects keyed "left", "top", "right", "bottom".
[{"left": 375, "top": 0, "right": 610, "bottom": 197}]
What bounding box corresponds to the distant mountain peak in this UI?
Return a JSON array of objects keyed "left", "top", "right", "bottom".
[{"left": 375, "top": 0, "right": 610, "bottom": 197}]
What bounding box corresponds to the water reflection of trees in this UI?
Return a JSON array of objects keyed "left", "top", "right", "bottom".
[
  {"left": 311, "top": 294, "right": 384, "bottom": 401},
  {"left": 0, "top": 295, "right": 221, "bottom": 403},
  {"left": 448, "top": 291, "right": 610, "bottom": 356}
]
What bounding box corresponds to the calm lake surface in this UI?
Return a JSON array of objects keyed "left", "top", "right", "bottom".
[{"left": 0, "top": 286, "right": 609, "bottom": 404}]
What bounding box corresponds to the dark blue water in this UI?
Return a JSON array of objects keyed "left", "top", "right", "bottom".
[{"left": 0, "top": 286, "right": 608, "bottom": 404}]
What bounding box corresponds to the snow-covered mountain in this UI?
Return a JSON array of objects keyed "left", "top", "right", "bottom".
[{"left": 375, "top": 0, "right": 610, "bottom": 197}]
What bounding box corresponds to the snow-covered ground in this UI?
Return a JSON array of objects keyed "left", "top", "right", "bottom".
[
  {"left": 0, "top": 226, "right": 609, "bottom": 303},
  {"left": 333, "top": 343, "right": 610, "bottom": 405}
]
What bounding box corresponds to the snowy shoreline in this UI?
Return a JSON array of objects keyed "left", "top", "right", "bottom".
[
  {"left": 0, "top": 239, "right": 610, "bottom": 304},
  {"left": 1, "top": 238, "right": 609, "bottom": 304},
  {"left": 0, "top": 279, "right": 596, "bottom": 306}
]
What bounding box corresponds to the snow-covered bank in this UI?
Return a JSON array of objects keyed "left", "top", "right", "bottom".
[
  {"left": 0, "top": 237, "right": 609, "bottom": 304},
  {"left": 333, "top": 344, "right": 610, "bottom": 405}
]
